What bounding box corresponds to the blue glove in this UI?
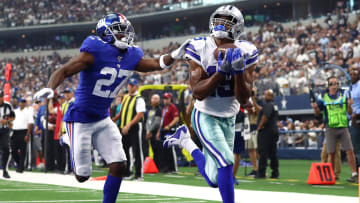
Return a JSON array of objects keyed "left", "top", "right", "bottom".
[
  {"left": 231, "top": 48, "right": 246, "bottom": 74},
  {"left": 216, "top": 48, "right": 233, "bottom": 75}
]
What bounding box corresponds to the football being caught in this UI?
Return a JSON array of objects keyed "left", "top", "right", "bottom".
[{"left": 213, "top": 43, "right": 237, "bottom": 60}]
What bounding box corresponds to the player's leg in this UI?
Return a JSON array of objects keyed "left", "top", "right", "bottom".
[
  {"left": 65, "top": 122, "right": 92, "bottom": 182},
  {"left": 192, "top": 109, "right": 235, "bottom": 202},
  {"left": 163, "top": 110, "right": 214, "bottom": 187},
  {"left": 217, "top": 116, "right": 236, "bottom": 203},
  {"left": 93, "top": 118, "right": 127, "bottom": 203}
]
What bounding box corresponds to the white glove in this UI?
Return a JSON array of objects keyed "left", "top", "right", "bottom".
[
  {"left": 231, "top": 48, "right": 246, "bottom": 73},
  {"left": 33, "top": 88, "right": 54, "bottom": 100},
  {"left": 170, "top": 39, "right": 191, "bottom": 59}
]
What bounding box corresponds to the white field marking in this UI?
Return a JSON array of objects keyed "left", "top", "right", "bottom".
[
  {"left": 0, "top": 199, "right": 181, "bottom": 203},
  {"left": 163, "top": 175, "right": 185, "bottom": 178},
  {"left": 0, "top": 189, "right": 82, "bottom": 192},
  {"left": 312, "top": 185, "right": 345, "bottom": 189},
  {"left": 0, "top": 171, "right": 357, "bottom": 203},
  {"left": 238, "top": 180, "right": 255, "bottom": 183}
]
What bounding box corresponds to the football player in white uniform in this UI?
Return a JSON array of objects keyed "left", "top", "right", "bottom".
[{"left": 164, "top": 5, "right": 258, "bottom": 203}]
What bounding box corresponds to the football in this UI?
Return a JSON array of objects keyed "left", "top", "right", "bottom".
[{"left": 213, "top": 43, "right": 237, "bottom": 60}]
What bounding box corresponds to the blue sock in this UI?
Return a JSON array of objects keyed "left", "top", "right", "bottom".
[
  {"left": 103, "top": 175, "right": 122, "bottom": 203},
  {"left": 218, "top": 165, "right": 234, "bottom": 203},
  {"left": 191, "top": 149, "right": 217, "bottom": 188}
]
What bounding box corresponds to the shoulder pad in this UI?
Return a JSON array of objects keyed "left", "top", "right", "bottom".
[
  {"left": 188, "top": 37, "right": 207, "bottom": 51},
  {"left": 235, "top": 40, "right": 259, "bottom": 68},
  {"left": 80, "top": 35, "right": 106, "bottom": 54},
  {"left": 184, "top": 37, "right": 207, "bottom": 65}
]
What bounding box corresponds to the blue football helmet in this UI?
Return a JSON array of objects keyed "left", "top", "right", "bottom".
[
  {"left": 209, "top": 5, "right": 244, "bottom": 40},
  {"left": 96, "top": 13, "right": 135, "bottom": 50}
]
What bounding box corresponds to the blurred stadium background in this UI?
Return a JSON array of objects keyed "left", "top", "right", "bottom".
[{"left": 0, "top": 0, "right": 359, "bottom": 202}]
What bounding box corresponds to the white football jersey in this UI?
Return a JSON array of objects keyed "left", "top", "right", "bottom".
[{"left": 185, "top": 36, "right": 258, "bottom": 117}]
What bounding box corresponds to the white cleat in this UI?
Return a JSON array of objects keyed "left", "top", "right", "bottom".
[{"left": 163, "top": 124, "right": 190, "bottom": 148}]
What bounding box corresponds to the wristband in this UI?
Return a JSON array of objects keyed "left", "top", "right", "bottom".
[{"left": 160, "top": 54, "right": 172, "bottom": 69}]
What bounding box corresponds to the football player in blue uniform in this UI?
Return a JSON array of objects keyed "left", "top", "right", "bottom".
[
  {"left": 34, "top": 13, "right": 188, "bottom": 203},
  {"left": 163, "top": 5, "right": 256, "bottom": 203}
]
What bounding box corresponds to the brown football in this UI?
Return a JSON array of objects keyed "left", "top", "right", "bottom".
[{"left": 213, "top": 43, "right": 237, "bottom": 60}]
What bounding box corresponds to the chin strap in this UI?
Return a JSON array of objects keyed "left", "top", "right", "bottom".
[{"left": 113, "top": 40, "right": 129, "bottom": 50}]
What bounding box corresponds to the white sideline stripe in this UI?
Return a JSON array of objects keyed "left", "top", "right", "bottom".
[
  {"left": 0, "top": 171, "right": 357, "bottom": 203},
  {"left": 0, "top": 199, "right": 181, "bottom": 203}
]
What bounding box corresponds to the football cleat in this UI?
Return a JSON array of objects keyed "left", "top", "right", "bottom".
[{"left": 163, "top": 124, "right": 190, "bottom": 148}]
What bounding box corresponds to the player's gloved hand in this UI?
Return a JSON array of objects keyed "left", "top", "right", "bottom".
[
  {"left": 170, "top": 39, "right": 191, "bottom": 59},
  {"left": 231, "top": 48, "right": 246, "bottom": 74},
  {"left": 33, "top": 88, "right": 54, "bottom": 100},
  {"left": 216, "top": 48, "right": 233, "bottom": 75}
]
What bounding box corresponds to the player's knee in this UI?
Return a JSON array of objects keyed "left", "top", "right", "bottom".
[
  {"left": 75, "top": 175, "right": 90, "bottom": 183},
  {"left": 109, "top": 162, "right": 127, "bottom": 178}
]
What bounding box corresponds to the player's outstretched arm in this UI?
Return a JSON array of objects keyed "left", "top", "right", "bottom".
[
  {"left": 135, "top": 39, "right": 191, "bottom": 72},
  {"left": 189, "top": 60, "right": 225, "bottom": 101},
  {"left": 47, "top": 52, "right": 94, "bottom": 89},
  {"left": 135, "top": 55, "right": 174, "bottom": 72}
]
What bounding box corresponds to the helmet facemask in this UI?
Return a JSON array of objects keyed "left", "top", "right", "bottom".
[
  {"left": 106, "top": 22, "right": 135, "bottom": 50},
  {"left": 209, "top": 6, "right": 245, "bottom": 40}
]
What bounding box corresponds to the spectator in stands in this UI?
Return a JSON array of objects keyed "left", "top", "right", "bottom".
[
  {"left": 145, "top": 94, "right": 162, "bottom": 170},
  {"left": 349, "top": 69, "right": 360, "bottom": 169},
  {"left": 11, "top": 97, "right": 34, "bottom": 173},
  {"left": 0, "top": 90, "right": 15, "bottom": 178},
  {"left": 311, "top": 76, "right": 358, "bottom": 183},
  {"left": 256, "top": 89, "right": 279, "bottom": 179},
  {"left": 115, "top": 78, "right": 146, "bottom": 181},
  {"left": 156, "top": 92, "right": 179, "bottom": 173}
]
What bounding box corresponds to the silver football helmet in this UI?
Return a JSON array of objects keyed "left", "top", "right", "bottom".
[{"left": 209, "top": 5, "right": 244, "bottom": 40}]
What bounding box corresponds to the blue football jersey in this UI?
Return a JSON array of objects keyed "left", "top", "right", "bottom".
[{"left": 63, "top": 35, "right": 143, "bottom": 123}]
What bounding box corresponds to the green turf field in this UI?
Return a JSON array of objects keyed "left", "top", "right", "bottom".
[
  {"left": 92, "top": 159, "right": 358, "bottom": 197},
  {"left": 0, "top": 159, "right": 357, "bottom": 203}
]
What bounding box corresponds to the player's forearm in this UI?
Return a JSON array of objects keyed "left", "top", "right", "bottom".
[
  {"left": 192, "top": 73, "right": 225, "bottom": 100},
  {"left": 47, "top": 68, "right": 67, "bottom": 90},
  {"left": 234, "top": 73, "right": 251, "bottom": 105}
]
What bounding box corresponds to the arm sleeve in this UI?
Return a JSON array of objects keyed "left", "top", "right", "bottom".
[
  {"left": 27, "top": 109, "right": 34, "bottom": 124},
  {"left": 135, "top": 97, "right": 146, "bottom": 113},
  {"left": 80, "top": 36, "right": 102, "bottom": 54},
  {"left": 184, "top": 40, "right": 202, "bottom": 65}
]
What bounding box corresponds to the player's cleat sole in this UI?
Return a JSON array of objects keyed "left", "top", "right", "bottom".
[{"left": 163, "top": 124, "right": 190, "bottom": 148}]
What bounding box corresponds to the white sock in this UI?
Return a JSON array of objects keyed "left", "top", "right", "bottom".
[
  {"left": 181, "top": 138, "right": 198, "bottom": 154},
  {"left": 352, "top": 172, "right": 358, "bottom": 177}
]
